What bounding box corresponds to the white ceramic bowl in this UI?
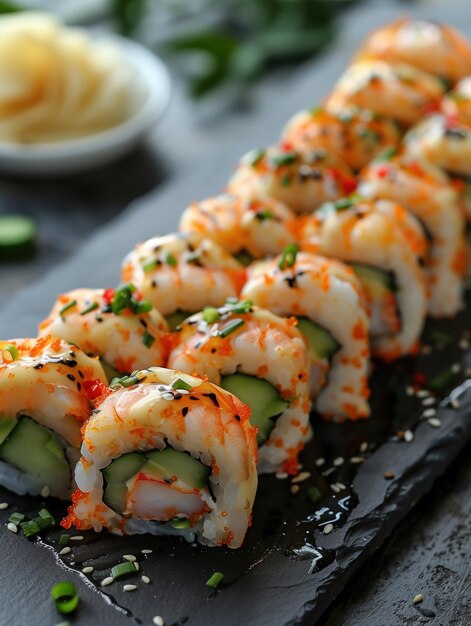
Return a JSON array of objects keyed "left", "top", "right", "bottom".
[{"left": 0, "top": 34, "right": 171, "bottom": 176}]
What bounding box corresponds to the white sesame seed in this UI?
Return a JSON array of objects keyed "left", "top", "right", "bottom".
[
  {"left": 350, "top": 456, "right": 365, "bottom": 464},
  {"left": 336, "top": 482, "right": 347, "bottom": 490},
  {"left": 413, "top": 593, "right": 424, "bottom": 604},
  {"left": 275, "top": 472, "right": 288, "bottom": 480},
  {"left": 423, "top": 408, "right": 437, "bottom": 418},
  {"left": 0, "top": 502, "right": 8, "bottom": 510},
  {"left": 7, "top": 522, "right": 17, "bottom": 533},
  {"left": 70, "top": 535, "right": 84, "bottom": 541},
  {"left": 178, "top": 389, "right": 190, "bottom": 395},
  {"left": 422, "top": 397, "right": 435, "bottom": 406},
  {"left": 428, "top": 418, "right": 442, "bottom": 428},
  {"left": 141, "top": 575, "right": 151, "bottom": 584},
  {"left": 330, "top": 484, "right": 341, "bottom": 493},
  {"left": 323, "top": 523, "right": 334, "bottom": 535},
  {"left": 123, "top": 554, "right": 136, "bottom": 562},
  {"left": 451, "top": 363, "right": 461, "bottom": 373},
  {"left": 451, "top": 398, "right": 461, "bottom": 409},
  {"left": 292, "top": 471, "right": 311, "bottom": 484},
  {"left": 290, "top": 485, "right": 300, "bottom": 494},
  {"left": 82, "top": 566, "right": 94, "bottom": 574},
  {"left": 417, "top": 390, "right": 429, "bottom": 398},
  {"left": 360, "top": 442, "right": 368, "bottom": 453},
  {"left": 101, "top": 577, "right": 113, "bottom": 587},
  {"left": 315, "top": 457, "right": 325, "bottom": 467},
  {"left": 141, "top": 549, "right": 153, "bottom": 554},
  {"left": 404, "top": 430, "right": 414, "bottom": 442},
  {"left": 162, "top": 393, "right": 174, "bottom": 401},
  {"left": 459, "top": 339, "right": 470, "bottom": 350},
  {"left": 123, "top": 584, "right": 137, "bottom": 592},
  {"left": 405, "top": 386, "right": 415, "bottom": 396},
  {"left": 333, "top": 457, "right": 344, "bottom": 467},
  {"left": 59, "top": 547, "right": 71, "bottom": 556},
  {"left": 40, "top": 485, "right": 50, "bottom": 498},
  {"left": 153, "top": 617, "right": 165, "bottom": 626},
  {"left": 134, "top": 562, "right": 140, "bottom": 571}
]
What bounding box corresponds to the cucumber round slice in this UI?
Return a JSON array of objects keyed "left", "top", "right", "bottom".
[
  {"left": 0, "top": 214, "right": 37, "bottom": 260},
  {"left": 296, "top": 317, "right": 340, "bottom": 361}
]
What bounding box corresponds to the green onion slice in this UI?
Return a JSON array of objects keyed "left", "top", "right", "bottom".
[
  {"left": 272, "top": 151, "right": 298, "bottom": 167},
  {"left": 8, "top": 512, "right": 25, "bottom": 525},
  {"left": 219, "top": 318, "right": 244, "bottom": 338},
  {"left": 166, "top": 253, "right": 177, "bottom": 267},
  {"left": 59, "top": 534, "right": 70, "bottom": 547},
  {"left": 172, "top": 378, "right": 192, "bottom": 391},
  {"left": 2, "top": 344, "right": 19, "bottom": 361},
  {"left": 202, "top": 307, "right": 220, "bottom": 323},
  {"left": 80, "top": 302, "right": 99, "bottom": 316},
  {"left": 142, "top": 331, "right": 155, "bottom": 348},
  {"left": 429, "top": 368, "right": 459, "bottom": 393},
  {"left": 206, "top": 571, "right": 224, "bottom": 588},
  {"left": 59, "top": 300, "right": 77, "bottom": 317},
  {"left": 171, "top": 517, "right": 191, "bottom": 529},
  {"left": 278, "top": 244, "right": 298, "bottom": 270},
  {"left": 51, "top": 582, "right": 79, "bottom": 615},
  {"left": 306, "top": 486, "right": 322, "bottom": 503},
  {"left": 111, "top": 561, "right": 137, "bottom": 580}
]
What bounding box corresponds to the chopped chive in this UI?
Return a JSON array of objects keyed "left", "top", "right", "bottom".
[
  {"left": 111, "top": 284, "right": 134, "bottom": 315},
  {"left": 206, "top": 571, "right": 224, "bottom": 588},
  {"left": 255, "top": 210, "right": 274, "bottom": 221},
  {"left": 333, "top": 197, "right": 354, "bottom": 211},
  {"left": 142, "top": 331, "right": 155, "bottom": 348},
  {"left": 223, "top": 299, "right": 253, "bottom": 314},
  {"left": 8, "top": 512, "right": 25, "bottom": 525},
  {"left": 374, "top": 146, "right": 396, "bottom": 162},
  {"left": 166, "top": 253, "right": 177, "bottom": 267},
  {"left": 51, "top": 581, "right": 79, "bottom": 615},
  {"left": 80, "top": 302, "right": 99, "bottom": 316},
  {"left": 21, "top": 519, "right": 42, "bottom": 537},
  {"left": 272, "top": 151, "right": 298, "bottom": 167},
  {"left": 278, "top": 244, "right": 298, "bottom": 270},
  {"left": 133, "top": 300, "right": 153, "bottom": 314},
  {"left": 111, "top": 561, "right": 137, "bottom": 580},
  {"left": 430, "top": 330, "right": 452, "bottom": 348},
  {"left": 111, "top": 374, "right": 141, "bottom": 388},
  {"left": 202, "top": 307, "right": 220, "bottom": 324},
  {"left": 246, "top": 148, "right": 265, "bottom": 167},
  {"left": 306, "top": 486, "right": 322, "bottom": 503},
  {"left": 219, "top": 318, "right": 244, "bottom": 338},
  {"left": 171, "top": 517, "right": 191, "bottom": 529},
  {"left": 143, "top": 259, "right": 160, "bottom": 273},
  {"left": 2, "top": 343, "right": 19, "bottom": 361},
  {"left": 59, "top": 300, "right": 77, "bottom": 317},
  {"left": 429, "top": 368, "right": 459, "bottom": 393},
  {"left": 59, "top": 534, "right": 70, "bottom": 547},
  {"left": 38, "top": 508, "right": 55, "bottom": 524},
  {"left": 172, "top": 378, "right": 192, "bottom": 391}
]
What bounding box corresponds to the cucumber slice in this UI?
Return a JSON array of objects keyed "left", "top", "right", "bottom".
[
  {"left": 165, "top": 310, "right": 193, "bottom": 331},
  {"left": 296, "top": 317, "right": 340, "bottom": 361},
  {"left": 0, "top": 415, "right": 17, "bottom": 446},
  {"left": 145, "top": 448, "right": 210, "bottom": 489},
  {"left": 0, "top": 215, "right": 37, "bottom": 260},
  {"left": 0, "top": 416, "right": 70, "bottom": 495},
  {"left": 103, "top": 482, "right": 128, "bottom": 516},
  {"left": 350, "top": 263, "right": 397, "bottom": 296},
  {"left": 220, "top": 373, "right": 288, "bottom": 446},
  {"left": 102, "top": 452, "right": 147, "bottom": 514}
]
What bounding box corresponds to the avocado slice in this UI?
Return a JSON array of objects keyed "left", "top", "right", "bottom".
[
  {"left": 0, "top": 414, "right": 17, "bottom": 447},
  {"left": 165, "top": 310, "right": 193, "bottom": 331},
  {"left": 296, "top": 317, "right": 340, "bottom": 361},
  {"left": 220, "top": 373, "right": 289, "bottom": 446},
  {"left": 145, "top": 448, "right": 210, "bottom": 489},
  {"left": 350, "top": 263, "right": 397, "bottom": 298},
  {"left": 0, "top": 416, "right": 70, "bottom": 495}
]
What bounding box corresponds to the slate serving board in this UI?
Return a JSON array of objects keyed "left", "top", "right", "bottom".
[{"left": 1, "top": 3, "right": 471, "bottom": 626}]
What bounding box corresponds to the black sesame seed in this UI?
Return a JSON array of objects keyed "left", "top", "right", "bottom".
[
  {"left": 67, "top": 374, "right": 75, "bottom": 381},
  {"left": 203, "top": 392, "right": 219, "bottom": 407},
  {"left": 64, "top": 359, "right": 77, "bottom": 368},
  {"left": 182, "top": 407, "right": 189, "bottom": 417},
  {"left": 34, "top": 363, "right": 44, "bottom": 370}
]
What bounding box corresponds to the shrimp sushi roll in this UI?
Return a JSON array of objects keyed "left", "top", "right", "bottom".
[
  {"left": 325, "top": 61, "right": 445, "bottom": 128},
  {"left": 0, "top": 336, "right": 107, "bottom": 499},
  {"left": 38, "top": 285, "right": 169, "bottom": 379},
  {"left": 354, "top": 19, "right": 471, "bottom": 85},
  {"left": 168, "top": 299, "right": 311, "bottom": 473},
  {"left": 241, "top": 251, "right": 371, "bottom": 421},
  {"left": 359, "top": 153, "right": 468, "bottom": 317},
  {"left": 122, "top": 233, "right": 246, "bottom": 330},
  {"left": 179, "top": 193, "right": 297, "bottom": 264},
  {"left": 282, "top": 106, "right": 401, "bottom": 171},
  {"left": 300, "top": 197, "right": 428, "bottom": 361},
  {"left": 227, "top": 145, "right": 356, "bottom": 214},
  {"left": 63, "top": 367, "right": 258, "bottom": 548}
]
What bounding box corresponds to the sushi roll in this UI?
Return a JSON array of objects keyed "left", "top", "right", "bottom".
[
  {"left": 325, "top": 60, "right": 445, "bottom": 127},
  {"left": 241, "top": 251, "right": 371, "bottom": 421},
  {"left": 38, "top": 285, "right": 169, "bottom": 379},
  {"left": 354, "top": 19, "right": 471, "bottom": 85},
  {"left": 300, "top": 197, "right": 428, "bottom": 361},
  {"left": 359, "top": 153, "right": 468, "bottom": 317},
  {"left": 62, "top": 367, "right": 258, "bottom": 548},
  {"left": 179, "top": 193, "right": 297, "bottom": 264},
  {"left": 0, "top": 336, "right": 107, "bottom": 499},
  {"left": 282, "top": 105, "right": 401, "bottom": 171},
  {"left": 442, "top": 77, "right": 471, "bottom": 126},
  {"left": 122, "top": 233, "right": 246, "bottom": 330},
  {"left": 167, "top": 299, "right": 311, "bottom": 473},
  {"left": 227, "top": 145, "right": 356, "bottom": 214}
]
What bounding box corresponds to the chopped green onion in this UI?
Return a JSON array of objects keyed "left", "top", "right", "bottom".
[
  {"left": 51, "top": 581, "right": 79, "bottom": 615},
  {"left": 430, "top": 330, "right": 452, "bottom": 348},
  {"left": 333, "top": 197, "right": 355, "bottom": 211},
  {"left": 226, "top": 297, "right": 238, "bottom": 304},
  {"left": 80, "top": 302, "right": 99, "bottom": 316},
  {"left": 374, "top": 146, "right": 396, "bottom": 162},
  {"left": 38, "top": 508, "right": 55, "bottom": 524},
  {"left": 429, "top": 368, "right": 459, "bottom": 393},
  {"left": 246, "top": 148, "right": 265, "bottom": 167},
  {"left": 235, "top": 250, "right": 254, "bottom": 266},
  {"left": 21, "top": 519, "right": 42, "bottom": 537},
  {"left": 2, "top": 344, "right": 19, "bottom": 361},
  {"left": 171, "top": 517, "right": 191, "bottom": 529},
  {"left": 172, "top": 378, "right": 192, "bottom": 391},
  {"left": 133, "top": 300, "right": 152, "bottom": 314},
  {"left": 255, "top": 210, "right": 274, "bottom": 221},
  {"left": 111, "top": 284, "right": 134, "bottom": 315},
  {"left": 111, "top": 561, "right": 137, "bottom": 580},
  {"left": 59, "top": 534, "right": 70, "bottom": 547},
  {"left": 202, "top": 307, "right": 220, "bottom": 324},
  {"left": 166, "top": 253, "right": 177, "bottom": 267},
  {"left": 142, "top": 331, "right": 155, "bottom": 348},
  {"left": 278, "top": 244, "right": 298, "bottom": 270},
  {"left": 8, "top": 512, "right": 25, "bottom": 525},
  {"left": 59, "top": 300, "right": 77, "bottom": 317},
  {"left": 272, "top": 151, "right": 298, "bottom": 167},
  {"left": 111, "top": 374, "right": 141, "bottom": 388},
  {"left": 306, "top": 486, "right": 322, "bottom": 503},
  {"left": 219, "top": 318, "right": 244, "bottom": 338},
  {"left": 223, "top": 299, "right": 253, "bottom": 314},
  {"left": 206, "top": 571, "right": 224, "bottom": 588},
  {"left": 143, "top": 259, "right": 160, "bottom": 273}
]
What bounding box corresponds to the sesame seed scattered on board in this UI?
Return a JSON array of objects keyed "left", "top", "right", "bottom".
[
  {"left": 350, "top": 456, "right": 365, "bottom": 464},
  {"left": 384, "top": 470, "right": 395, "bottom": 480},
  {"left": 404, "top": 430, "right": 414, "bottom": 442},
  {"left": 413, "top": 594, "right": 424, "bottom": 604},
  {"left": 428, "top": 418, "right": 442, "bottom": 428},
  {"left": 459, "top": 339, "right": 470, "bottom": 350},
  {"left": 141, "top": 575, "right": 151, "bottom": 584},
  {"left": 315, "top": 458, "right": 325, "bottom": 467},
  {"left": 40, "top": 486, "right": 50, "bottom": 498},
  {"left": 405, "top": 386, "right": 415, "bottom": 396},
  {"left": 70, "top": 535, "right": 84, "bottom": 541},
  {"left": 153, "top": 617, "right": 165, "bottom": 626},
  {"left": 123, "top": 584, "right": 137, "bottom": 592},
  {"left": 0, "top": 502, "right": 8, "bottom": 510},
  {"left": 423, "top": 408, "right": 437, "bottom": 418},
  {"left": 336, "top": 482, "right": 347, "bottom": 490},
  {"left": 82, "top": 566, "right": 94, "bottom": 574},
  {"left": 323, "top": 524, "right": 334, "bottom": 535},
  {"left": 451, "top": 363, "right": 461, "bottom": 373},
  {"left": 290, "top": 485, "right": 300, "bottom": 494},
  {"left": 7, "top": 522, "right": 17, "bottom": 533},
  {"left": 59, "top": 547, "right": 71, "bottom": 556},
  {"left": 330, "top": 484, "right": 341, "bottom": 493},
  {"left": 123, "top": 554, "right": 137, "bottom": 562},
  {"left": 422, "top": 397, "right": 435, "bottom": 406},
  {"left": 360, "top": 442, "right": 368, "bottom": 453},
  {"left": 276, "top": 472, "right": 288, "bottom": 480},
  {"left": 141, "top": 549, "right": 153, "bottom": 554},
  {"left": 333, "top": 457, "right": 344, "bottom": 467},
  {"left": 134, "top": 562, "right": 140, "bottom": 571},
  {"left": 292, "top": 471, "right": 311, "bottom": 484},
  {"left": 101, "top": 577, "right": 113, "bottom": 587},
  {"left": 451, "top": 398, "right": 461, "bottom": 409},
  {"left": 417, "top": 390, "right": 429, "bottom": 398}
]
